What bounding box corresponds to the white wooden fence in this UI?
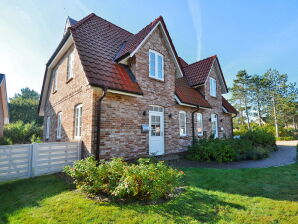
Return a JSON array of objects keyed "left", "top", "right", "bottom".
[{"left": 0, "top": 141, "right": 81, "bottom": 182}]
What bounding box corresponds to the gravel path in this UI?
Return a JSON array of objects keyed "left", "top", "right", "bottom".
[{"left": 178, "top": 141, "right": 297, "bottom": 169}]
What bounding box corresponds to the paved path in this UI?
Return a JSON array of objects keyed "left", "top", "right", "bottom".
[{"left": 178, "top": 141, "right": 297, "bottom": 169}]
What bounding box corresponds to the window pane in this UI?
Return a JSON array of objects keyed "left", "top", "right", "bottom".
[
  {"left": 197, "top": 113, "right": 203, "bottom": 135},
  {"left": 149, "top": 52, "right": 155, "bottom": 77},
  {"left": 179, "top": 112, "right": 186, "bottom": 136},
  {"left": 157, "top": 55, "right": 163, "bottom": 79}
]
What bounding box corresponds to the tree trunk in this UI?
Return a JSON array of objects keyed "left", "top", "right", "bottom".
[
  {"left": 257, "top": 99, "right": 262, "bottom": 126},
  {"left": 272, "top": 96, "right": 279, "bottom": 137},
  {"left": 244, "top": 96, "right": 251, "bottom": 129}
]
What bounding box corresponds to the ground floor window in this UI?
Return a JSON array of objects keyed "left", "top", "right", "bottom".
[
  {"left": 74, "top": 104, "right": 82, "bottom": 138},
  {"left": 46, "top": 116, "right": 50, "bottom": 139},
  {"left": 211, "top": 114, "right": 218, "bottom": 138},
  {"left": 197, "top": 113, "right": 203, "bottom": 136},
  {"left": 179, "top": 111, "right": 186, "bottom": 136},
  {"left": 56, "top": 112, "right": 62, "bottom": 139}
]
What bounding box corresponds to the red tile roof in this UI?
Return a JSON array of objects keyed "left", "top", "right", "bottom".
[
  {"left": 115, "top": 16, "right": 162, "bottom": 60},
  {"left": 70, "top": 14, "right": 143, "bottom": 95},
  {"left": 183, "top": 55, "right": 216, "bottom": 87},
  {"left": 175, "top": 77, "right": 211, "bottom": 108},
  {"left": 222, "top": 96, "right": 238, "bottom": 114},
  {"left": 178, "top": 57, "right": 188, "bottom": 68}
]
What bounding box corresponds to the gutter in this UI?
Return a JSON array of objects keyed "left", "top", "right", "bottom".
[
  {"left": 191, "top": 106, "right": 200, "bottom": 144},
  {"left": 95, "top": 87, "right": 108, "bottom": 161}
]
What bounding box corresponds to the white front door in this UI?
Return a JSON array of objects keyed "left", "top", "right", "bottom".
[
  {"left": 149, "top": 111, "right": 164, "bottom": 155},
  {"left": 211, "top": 114, "right": 218, "bottom": 138}
]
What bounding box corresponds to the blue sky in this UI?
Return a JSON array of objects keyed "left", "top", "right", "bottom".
[{"left": 1, "top": 0, "right": 297, "bottom": 98}]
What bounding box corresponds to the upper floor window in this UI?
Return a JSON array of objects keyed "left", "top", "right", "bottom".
[
  {"left": 149, "top": 49, "right": 164, "bottom": 81},
  {"left": 179, "top": 111, "right": 186, "bottom": 136},
  {"left": 197, "top": 113, "right": 203, "bottom": 136},
  {"left": 52, "top": 68, "right": 58, "bottom": 92},
  {"left": 74, "top": 104, "right": 82, "bottom": 138},
  {"left": 56, "top": 112, "right": 62, "bottom": 139},
  {"left": 210, "top": 77, "right": 217, "bottom": 97},
  {"left": 67, "top": 50, "right": 74, "bottom": 80},
  {"left": 46, "top": 116, "right": 51, "bottom": 139}
]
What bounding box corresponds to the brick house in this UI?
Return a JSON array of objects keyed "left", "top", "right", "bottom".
[{"left": 38, "top": 14, "right": 237, "bottom": 159}]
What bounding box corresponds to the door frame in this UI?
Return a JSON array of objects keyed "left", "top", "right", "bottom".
[{"left": 148, "top": 110, "right": 165, "bottom": 155}]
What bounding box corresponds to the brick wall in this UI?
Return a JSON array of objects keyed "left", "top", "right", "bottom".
[{"left": 43, "top": 45, "right": 96, "bottom": 154}]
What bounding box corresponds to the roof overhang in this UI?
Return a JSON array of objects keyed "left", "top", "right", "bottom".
[
  {"left": 38, "top": 33, "right": 74, "bottom": 116},
  {"left": 175, "top": 95, "right": 211, "bottom": 109},
  {"left": 118, "top": 21, "right": 183, "bottom": 78},
  {"left": 222, "top": 106, "right": 236, "bottom": 115}
]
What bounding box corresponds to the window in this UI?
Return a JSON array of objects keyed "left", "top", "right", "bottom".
[
  {"left": 67, "top": 50, "right": 74, "bottom": 80},
  {"left": 52, "top": 68, "right": 58, "bottom": 92},
  {"left": 210, "top": 77, "right": 217, "bottom": 97},
  {"left": 211, "top": 114, "right": 218, "bottom": 138},
  {"left": 56, "top": 112, "right": 62, "bottom": 139},
  {"left": 74, "top": 104, "right": 82, "bottom": 138},
  {"left": 46, "top": 117, "right": 50, "bottom": 139},
  {"left": 179, "top": 111, "right": 186, "bottom": 136},
  {"left": 197, "top": 113, "right": 203, "bottom": 136},
  {"left": 149, "top": 105, "right": 163, "bottom": 112},
  {"left": 149, "top": 50, "right": 164, "bottom": 80}
]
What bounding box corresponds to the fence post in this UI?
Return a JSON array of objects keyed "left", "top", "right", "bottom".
[
  {"left": 28, "top": 144, "right": 33, "bottom": 177},
  {"left": 31, "top": 143, "right": 38, "bottom": 177}
]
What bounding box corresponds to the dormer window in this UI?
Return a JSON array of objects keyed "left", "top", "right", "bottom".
[
  {"left": 210, "top": 77, "right": 216, "bottom": 97},
  {"left": 149, "top": 49, "right": 164, "bottom": 81},
  {"left": 67, "top": 50, "right": 74, "bottom": 80}
]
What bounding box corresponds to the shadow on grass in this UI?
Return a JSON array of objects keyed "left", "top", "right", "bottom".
[
  {"left": 116, "top": 188, "right": 245, "bottom": 223},
  {"left": 183, "top": 162, "right": 298, "bottom": 202},
  {"left": 0, "top": 174, "right": 73, "bottom": 224}
]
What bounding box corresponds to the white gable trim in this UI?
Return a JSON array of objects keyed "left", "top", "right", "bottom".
[
  {"left": 39, "top": 35, "right": 74, "bottom": 116},
  {"left": 222, "top": 106, "right": 234, "bottom": 114},
  {"left": 120, "top": 21, "right": 183, "bottom": 77},
  {"left": 175, "top": 95, "right": 210, "bottom": 109},
  {"left": 107, "top": 89, "right": 143, "bottom": 97}
]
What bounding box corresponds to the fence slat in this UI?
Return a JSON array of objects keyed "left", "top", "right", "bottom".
[{"left": 0, "top": 141, "right": 80, "bottom": 182}]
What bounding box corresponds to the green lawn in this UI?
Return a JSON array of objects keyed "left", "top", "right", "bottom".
[{"left": 1, "top": 163, "right": 298, "bottom": 224}]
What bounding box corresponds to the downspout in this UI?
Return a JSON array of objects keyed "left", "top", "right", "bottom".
[
  {"left": 95, "top": 86, "right": 107, "bottom": 161},
  {"left": 191, "top": 106, "right": 200, "bottom": 144}
]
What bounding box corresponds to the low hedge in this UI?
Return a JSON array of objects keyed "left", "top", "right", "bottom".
[
  {"left": 187, "top": 129, "right": 276, "bottom": 163},
  {"left": 64, "top": 157, "right": 184, "bottom": 201},
  {"left": 276, "top": 136, "right": 296, "bottom": 141}
]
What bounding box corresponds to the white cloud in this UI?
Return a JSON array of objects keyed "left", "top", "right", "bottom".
[{"left": 187, "top": 0, "right": 203, "bottom": 60}]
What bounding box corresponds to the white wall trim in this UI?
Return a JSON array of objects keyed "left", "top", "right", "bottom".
[
  {"left": 107, "top": 89, "right": 143, "bottom": 97},
  {"left": 175, "top": 95, "right": 210, "bottom": 109}
]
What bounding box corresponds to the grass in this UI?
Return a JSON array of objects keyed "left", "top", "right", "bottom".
[{"left": 0, "top": 164, "right": 298, "bottom": 224}]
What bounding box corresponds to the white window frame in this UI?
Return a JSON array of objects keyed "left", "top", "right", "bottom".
[
  {"left": 179, "top": 111, "right": 187, "bottom": 136},
  {"left": 52, "top": 68, "right": 58, "bottom": 92},
  {"left": 74, "top": 104, "right": 82, "bottom": 138},
  {"left": 210, "top": 77, "right": 217, "bottom": 97},
  {"left": 197, "top": 113, "right": 203, "bottom": 136},
  {"left": 46, "top": 116, "right": 50, "bottom": 139},
  {"left": 148, "top": 49, "right": 164, "bottom": 81},
  {"left": 56, "top": 112, "right": 62, "bottom": 139},
  {"left": 67, "top": 50, "right": 74, "bottom": 80},
  {"left": 211, "top": 113, "right": 218, "bottom": 138}
]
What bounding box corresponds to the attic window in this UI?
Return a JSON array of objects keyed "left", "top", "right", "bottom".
[
  {"left": 67, "top": 50, "right": 74, "bottom": 80},
  {"left": 210, "top": 77, "right": 216, "bottom": 97},
  {"left": 149, "top": 49, "right": 164, "bottom": 81},
  {"left": 52, "top": 68, "right": 58, "bottom": 92}
]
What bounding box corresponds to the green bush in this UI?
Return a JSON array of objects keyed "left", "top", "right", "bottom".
[
  {"left": 241, "top": 129, "right": 275, "bottom": 146},
  {"left": 187, "top": 137, "right": 272, "bottom": 163},
  {"left": 64, "top": 157, "right": 183, "bottom": 201},
  {"left": 0, "top": 121, "right": 43, "bottom": 145},
  {"left": 276, "top": 136, "right": 295, "bottom": 141}
]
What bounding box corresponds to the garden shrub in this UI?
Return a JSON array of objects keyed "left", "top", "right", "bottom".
[
  {"left": 241, "top": 129, "right": 275, "bottom": 146},
  {"left": 276, "top": 136, "right": 295, "bottom": 141},
  {"left": 64, "top": 157, "right": 183, "bottom": 201},
  {"left": 187, "top": 136, "right": 273, "bottom": 163},
  {"left": 0, "top": 121, "right": 42, "bottom": 145}
]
